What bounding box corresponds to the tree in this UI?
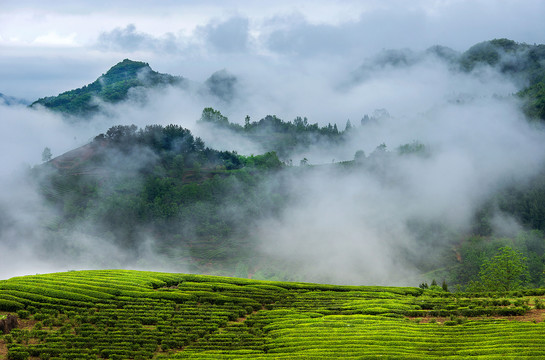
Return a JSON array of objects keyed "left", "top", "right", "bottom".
[
  {"left": 42, "top": 147, "right": 52, "bottom": 162},
  {"left": 441, "top": 280, "right": 449, "bottom": 292},
  {"left": 476, "top": 246, "right": 529, "bottom": 292},
  {"left": 345, "top": 119, "right": 352, "bottom": 131},
  {"left": 354, "top": 150, "right": 365, "bottom": 163}
]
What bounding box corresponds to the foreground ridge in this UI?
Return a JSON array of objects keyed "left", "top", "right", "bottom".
[{"left": 0, "top": 270, "right": 544, "bottom": 359}]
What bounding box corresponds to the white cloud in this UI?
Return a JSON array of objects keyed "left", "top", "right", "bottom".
[{"left": 33, "top": 32, "right": 78, "bottom": 47}]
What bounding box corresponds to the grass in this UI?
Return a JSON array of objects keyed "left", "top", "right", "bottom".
[{"left": 0, "top": 270, "right": 544, "bottom": 359}]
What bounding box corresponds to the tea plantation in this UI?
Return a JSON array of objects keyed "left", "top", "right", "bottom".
[{"left": 1, "top": 270, "right": 545, "bottom": 359}]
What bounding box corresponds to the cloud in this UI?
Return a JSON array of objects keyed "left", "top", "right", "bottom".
[
  {"left": 260, "top": 0, "right": 545, "bottom": 59},
  {"left": 253, "top": 88, "right": 545, "bottom": 285},
  {"left": 1, "top": 47, "right": 545, "bottom": 285},
  {"left": 96, "top": 24, "right": 180, "bottom": 53},
  {"left": 3, "top": 1, "right": 545, "bottom": 100},
  {"left": 199, "top": 16, "right": 250, "bottom": 53},
  {"left": 95, "top": 17, "right": 251, "bottom": 56},
  {"left": 33, "top": 32, "right": 78, "bottom": 47}
]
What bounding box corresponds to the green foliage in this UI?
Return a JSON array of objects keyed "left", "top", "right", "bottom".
[
  {"left": 16, "top": 309, "right": 30, "bottom": 319},
  {"left": 31, "top": 59, "right": 183, "bottom": 116},
  {"left": 238, "top": 152, "right": 282, "bottom": 169},
  {"left": 472, "top": 246, "right": 529, "bottom": 292},
  {"left": 2, "top": 270, "right": 544, "bottom": 359},
  {"left": 198, "top": 108, "right": 344, "bottom": 158},
  {"left": 396, "top": 141, "right": 428, "bottom": 156},
  {"left": 199, "top": 107, "right": 241, "bottom": 131},
  {"left": 519, "top": 80, "right": 545, "bottom": 120},
  {"left": 455, "top": 39, "right": 545, "bottom": 121},
  {"left": 459, "top": 38, "right": 523, "bottom": 72},
  {"left": 441, "top": 280, "right": 448, "bottom": 292},
  {"left": 36, "top": 123, "right": 287, "bottom": 271},
  {"left": 41, "top": 147, "right": 52, "bottom": 163}
]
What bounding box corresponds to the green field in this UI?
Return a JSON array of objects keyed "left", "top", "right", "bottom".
[{"left": 1, "top": 270, "right": 544, "bottom": 359}]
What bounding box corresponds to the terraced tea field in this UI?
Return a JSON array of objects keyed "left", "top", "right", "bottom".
[{"left": 1, "top": 270, "right": 544, "bottom": 359}]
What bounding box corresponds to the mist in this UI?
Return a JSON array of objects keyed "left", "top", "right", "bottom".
[
  {"left": 253, "top": 91, "right": 545, "bottom": 285},
  {"left": 1, "top": 0, "right": 545, "bottom": 283},
  {"left": 2, "top": 45, "right": 545, "bottom": 284},
  {"left": 199, "top": 50, "right": 545, "bottom": 285}
]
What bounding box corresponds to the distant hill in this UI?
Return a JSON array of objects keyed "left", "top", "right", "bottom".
[
  {"left": 35, "top": 123, "right": 283, "bottom": 273},
  {"left": 31, "top": 59, "right": 185, "bottom": 115},
  {"left": 450, "top": 39, "right": 545, "bottom": 120},
  {"left": 0, "top": 93, "right": 29, "bottom": 106},
  {"left": 349, "top": 39, "right": 545, "bottom": 121}
]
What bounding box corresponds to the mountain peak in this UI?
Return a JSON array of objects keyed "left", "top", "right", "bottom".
[
  {"left": 31, "top": 59, "right": 183, "bottom": 116},
  {"left": 101, "top": 59, "right": 152, "bottom": 84}
]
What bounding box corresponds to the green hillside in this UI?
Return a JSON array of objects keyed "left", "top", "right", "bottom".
[
  {"left": 31, "top": 60, "right": 184, "bottom": 115},
  {"left": 34, "top": 123, "right": 284, "bottom": 277},
  {"left": 31, "top": 117, "right": 545, "bottom": 289},
  {"left": 457, "top": 39, "right": 545, "bottom": 120},
  {"left": 1, "top": 270, "right": 545, "bottom": 359}
]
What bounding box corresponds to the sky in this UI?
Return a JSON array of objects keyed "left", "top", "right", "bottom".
[
  {"left": 1, "top": 0, "right": 544, "bottom": 100},
  {"left": 1, "top": 0, "right": 545, "bottom": 282}
]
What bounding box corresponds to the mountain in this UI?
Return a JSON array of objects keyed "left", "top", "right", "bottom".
[
  {"left": 35, "top": 122, "right": 283, "bottom": 275},
  {"left": 20, "top": 39, "right": 545, "bottom": 290},
  {"left": 31, "top": 59, "right": 185, "bottom": 115},
  {"left": 452, "top": 39, "right": 545, "bottom": 120},
  {"left": 204, "top": 69, "right": 238, "bottom": 103},
  {"left": 348, "top": 39, "right": 545, "bottom": 121},
  {"left": 0, "top": 93, "right": 29, "bottom": 106}
]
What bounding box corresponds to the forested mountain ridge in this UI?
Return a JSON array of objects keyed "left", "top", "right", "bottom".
[
  {"left": 351, "top": 39, "right": 545, "bottom": 120},
  {"left": 33, "top": 115, "right": 545, "bottom": 289},
  {"left": 30, "top": 59, "right": 185, "bottom": 115},
  {"left": 459, "top": 39, "right": 545, "bottom": 120},
  {"left": 35, "top": 123, "right": 285, "bottom": 276},
  {"left": 198, "top": 107, "right": 347, "bottom": 159},
  {"left": 24, "top": 39, "right": 545, "bottom": 121},
  {"left": 0, "top": 93, "right": 29, "bottom": 106}
]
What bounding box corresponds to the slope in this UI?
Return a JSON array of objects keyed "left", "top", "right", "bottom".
[
  {"left": 31, "top": 59, "right": 184, "bottom": 116},
  {"left": 1, "top": 270, "right": 545, "bottom": 359}
]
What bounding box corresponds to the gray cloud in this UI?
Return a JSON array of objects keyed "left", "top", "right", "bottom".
[
  {"left": 200, "top": 16, "right": 250, "bottom": 53},
  {"left": 96, "top": 24, "right": 180, "bottom": 53},
  {"left": 1, "top": 47, "right": 545, "bottom": 284},
  {"left": 261, "top": 1, "right": 545, "bottom": 59},
  {"left": 94, "top": 17, "right": 250, "bottom": 58},
  {"left": 3, "top": 1, "right": 545, "bottom": 99},
  {"left": 263, "top": 10, "right": 426, "bottom": 58}
]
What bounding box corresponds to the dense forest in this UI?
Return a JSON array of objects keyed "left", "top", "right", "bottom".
[{"left": 33, "top": 118, "right": 545, "bottom": 289}]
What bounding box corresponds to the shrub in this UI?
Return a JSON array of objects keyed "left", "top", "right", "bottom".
[
  {"left": 7, "top": 349, "right": 30, "bottom": 360},
  {"left": 16, "top": 310, "right": 30, "bottom": 320},
  {"left": 0, "top": 300, "right": 24, "bottom": 312}
]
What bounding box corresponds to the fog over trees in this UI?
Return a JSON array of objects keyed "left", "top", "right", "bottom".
[{"left": 1, "top": 1, "right": 545, "bottom": 290}]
